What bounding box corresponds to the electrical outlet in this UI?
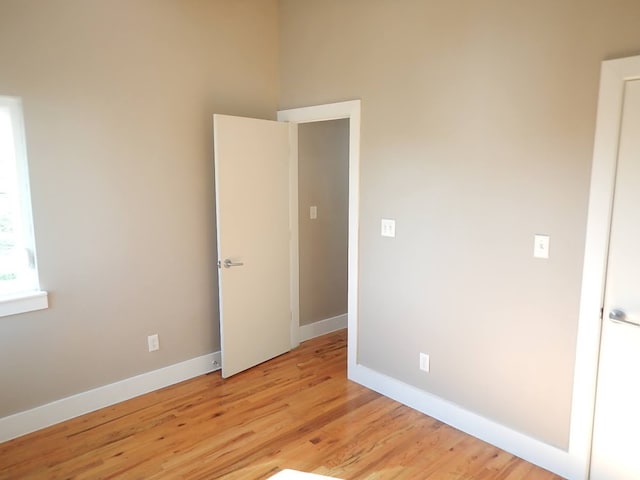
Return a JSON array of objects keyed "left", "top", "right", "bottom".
[
  {"left": 310, "top": 206, "right": 317, "bottom": 220},
  {"left": 147, "top": 334, "right": 159, "bottom": 352},
  {"left": 419, "top": 352, "right": 430, "bottom": 372}
]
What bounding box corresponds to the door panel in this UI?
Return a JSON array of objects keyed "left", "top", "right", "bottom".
[
  {"left": 590, "top": 79, "right": 640, "bottom": 479},
  {"left": 213, "top": 114, "right": 291, "bottom": 378}
]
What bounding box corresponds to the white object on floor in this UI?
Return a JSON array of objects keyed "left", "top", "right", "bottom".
[{"left": 268, "top": 469, "right": 342, "bottom": 480}]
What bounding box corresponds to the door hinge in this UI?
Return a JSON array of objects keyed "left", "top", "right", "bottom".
[{"left": 600, "top": 307, "right": 604, "bottom": 320}]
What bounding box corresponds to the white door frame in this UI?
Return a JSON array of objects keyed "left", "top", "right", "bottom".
[
  {"left": 570, "top": 55, "right": 640, "bottom": 479},
  {"left": 278, "top": 100, "right": 361, "bottom": 373}
]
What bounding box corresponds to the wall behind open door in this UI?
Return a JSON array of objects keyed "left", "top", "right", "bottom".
[{"left": 298, "top": 119, "right": 349, "bottom": 328}]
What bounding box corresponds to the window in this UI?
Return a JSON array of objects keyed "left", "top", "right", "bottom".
[{"left": 0, "top": 96, "right": 47, "bottom": 317}]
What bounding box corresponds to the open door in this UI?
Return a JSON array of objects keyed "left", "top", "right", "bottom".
[{"left": 213, "top": 114, "right": 292, "bottom": 378}]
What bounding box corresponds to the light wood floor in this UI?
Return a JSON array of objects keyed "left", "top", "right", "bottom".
[{"left": 0, "top": 330, "right": 563, "bottom": 479}]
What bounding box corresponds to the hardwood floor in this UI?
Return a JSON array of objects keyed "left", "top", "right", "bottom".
[{"left": 0, "top": 330, "right": 563, "bottom": 479}]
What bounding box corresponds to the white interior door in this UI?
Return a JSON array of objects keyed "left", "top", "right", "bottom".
[
  {"left": 590, "top": 79, "right": 640, "bottom": 479},
  {"left": 213, "top": 114, "right": 292, "bottom": 378}
]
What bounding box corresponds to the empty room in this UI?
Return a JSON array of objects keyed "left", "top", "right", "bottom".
[{"left": 1, "top": 1, "right": 640, "bottom": 479}]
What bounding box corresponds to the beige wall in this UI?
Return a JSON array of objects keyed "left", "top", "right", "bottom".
[
  {"left": 279, "top": 0, "right": 640, "bottom": 448},
  {"left": 298, "top": 120, "right": 349, "bottom": 326},
  {"left": 4, "top": 0, "right": 640, "bottom": 454},
  {"left": 0, "top": 0, "right": 278, "bottom": 417}
]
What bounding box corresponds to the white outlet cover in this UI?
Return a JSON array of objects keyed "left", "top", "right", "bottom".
[
  {"left": 310, "top": 206, "right": 317, "bottom": 220},
  {"left": 381, "top": 218, "right": 396, "bottom": 237},
  {"left": 419, "top": 352, "right": 430, "bottom": 372},
  {"left": 147, "top": 334, "right": 159, "bottom": 352},
  {"left": 533, "top": 234, "right": 550, "bottom": 259}
]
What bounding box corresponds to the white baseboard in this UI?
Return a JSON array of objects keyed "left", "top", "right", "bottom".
[
  {"left": 0, "top": 344, "right": 581, "bottom": 478},
  {"left": 299, "top": 313, "right": 347, "bottom": 342},
  {"left": 349, "top": 364, "right": 581, "bottom": 480},
  {"left": 0, "top": 351, "right": 222, "bottom": 443}
]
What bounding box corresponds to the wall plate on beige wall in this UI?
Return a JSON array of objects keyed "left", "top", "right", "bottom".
[
  {"left": 381, "top": 218, "right": 396, "bottom": 238},
  {"left": 533, "top": 234, "right": 550, "bottom": 259}
]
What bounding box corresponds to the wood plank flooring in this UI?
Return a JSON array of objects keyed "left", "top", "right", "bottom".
[{"left": 0, "top": 330, "right": 564, "bottom": 479}]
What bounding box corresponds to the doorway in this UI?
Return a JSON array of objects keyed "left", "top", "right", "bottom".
[
  {"left": 571, "top": 56, "right": 640, "bottom": 479},
  {"left": 214, "top": 102, "right": 361, "bottom": 379},
  {"left": 278, "top": 100, "right": 361, "bottom": 373},
  {"left": 297, "top": 119, "right": 349, "bottom": 342}
]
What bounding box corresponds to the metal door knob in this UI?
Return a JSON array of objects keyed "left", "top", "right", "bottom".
[
  {"left": 223, "top": 259, "right": 244, "bottom": 268},
  {"left": 609, "top": 309, "right": 628, "bottom": 322},
  {"left": 608, "top": 309, "right": 638, "bottom": 327}
]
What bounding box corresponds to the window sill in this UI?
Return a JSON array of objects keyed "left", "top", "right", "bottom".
[{"left": 0, "top": 291, "right": 49, "bottom": 318}]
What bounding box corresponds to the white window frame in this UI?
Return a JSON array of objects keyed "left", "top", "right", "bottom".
[{"left": 0, "top": 96, "right": 47, "bottom": 317}]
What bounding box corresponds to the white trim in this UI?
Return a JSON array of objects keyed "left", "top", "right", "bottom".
[
  {"left": 0, "top": 351, "right": 221, "bottom": 443},
  {"left": 350, "top": 364, "right": 579, "bottom": 479},
  {"left": 299, "top": 314, "right": 347, "bottom": 342},
  {"left": 288, "top": 123, "right": 300, "bottom": 349},
  {"left": 278, "top": 100, "right": 361, "bottom": 375},
  {"left": 279, "top": 101, "right": 360, "bottom": 124},
  {"left": 569, "top": 55, "right": 640, "bottom": 479},
  {"left": 0, "top": 290, "right": 48, "bottom": 317}
]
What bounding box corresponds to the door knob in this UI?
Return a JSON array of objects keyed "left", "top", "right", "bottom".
[
  {"left": 221, "top": 258, "right": 244, "bottom": 269},
  {"left": 608, "top": 309, "right": 638, "bottom": 327},
  {"left": 609, "top": 309, "right": 627, "bottom": 322}
]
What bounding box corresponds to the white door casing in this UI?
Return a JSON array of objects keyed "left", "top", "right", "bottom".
[
  {"left": 589, "top": 78, "right": 640, "bottom": 479},
  {"left": 571, "top": 55, "right": 640, "bottom": 480},
  {"left": 277, "top": 100, "right": 361, "bottom": 374},
  {"left": 213, "top": 114, "right": 292, "bottom": 378}
]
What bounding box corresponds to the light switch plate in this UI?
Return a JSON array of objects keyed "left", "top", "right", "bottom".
[
  {"left": 310, "top": 206, "right": 317, "bottom": 220},
  {"left": 381, "top": 218, "right": 396, "bottom": 237},
  {"left": 533, "top": 234, "right": 550, "bottom": 259}
]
